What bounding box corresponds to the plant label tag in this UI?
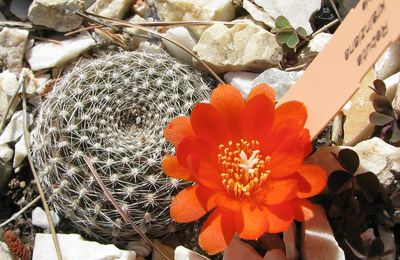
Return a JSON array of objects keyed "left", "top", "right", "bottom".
[{"left": 279, "top": 0, "right": 400, "bottom": 139}]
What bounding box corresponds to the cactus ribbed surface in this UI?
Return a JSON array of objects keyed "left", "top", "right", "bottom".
[{"left": 31, "top": 51, "right": 211, "bottom": 242}]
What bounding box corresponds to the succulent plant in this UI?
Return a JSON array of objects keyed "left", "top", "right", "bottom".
[{"left": 31, "top": 51, "right": 212, "bottom": 242}]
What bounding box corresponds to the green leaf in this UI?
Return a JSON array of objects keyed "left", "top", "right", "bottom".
[
  {"left": 373, "top": 96, "right": 394, "bottom": 116},
  {"left": 390, "top": 123, "right": 400, "bottom": 143},
  {"left": 369, "top": 112, "right": 394, "bottom": 126},
  {"left": 276, "top": 31, "right": 292, "bottom": 44},
  {"left": 286, "top": 32, "right": 299, "bottom": 48},
  {"left": 275, "top": 16, "right": 292, "bottom": 29},
  {"left": 373, "top": 79, "right": 386, "bottom": 95},
  {"left": 355, "top": 172, "right": 380, "bottom": 202},
  {"left": 338, "top": 148, "right": 359, "bottom": 173},
  {"left": 328, "top": 170, "right": 353, "bottom": 193},
  {"left": 296, "top": 27, "right": 308, "bottom": 38},
  {"left": 367, "top": 238, "right": 385, "bottom": 257}
]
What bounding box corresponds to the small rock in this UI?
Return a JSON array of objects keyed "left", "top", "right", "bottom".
[
  {"left": 13, "top": 132, "right": 31, "bottom": 167},
  {"left": 263, "top": 249, "right": 286, "bottom": 260},
  {"left": 154, "top": 0, "right": 235, "bottom": 37},
  {"left": 152, "top": 240, "right": 174, "bottom": 260},
  {"left": 252, "top": 68, "right": 302, "bottom": 100},
  {"left": 0, "top": 143, "right": 14, "bottom": 162},
  {"left": 0, "top": 110, "right": 33, "bottom": 145},
  {"left": 33, "top": 233, "right": 136, "bottom": 260},
  {"left": 0, "top": 89, "right": 8, "bottom": 121},
  {"left": 392, "top": 80, "right": 400, "bottom": 112},
  {"left": 0, "top": 241, "right": 14, "bottom": 260},
  {"left": 301, "top": 204, "right": 345, "bottom": 260},
  {"left": 253, "top": 0, "right": 321, "bottom": 34},
  {"left": 10, "top": 0, "right": 31, "bottom": 21},
  {"left": 375, "top": 42, "right": 400, "bottom": 80},
  {"left": 124, "top": 15, "right": 149, "bottom": 50},
  {"left": 0, "top": 28, "right": 29, "bottom": 74},
  {"left": 283, "top": 224, "right": 298, "bottom": 260},
  {"left": 331, "top": 113, "right": 344, "bottom": 144},
  {"left": 299, "top": 32, "right": 332, "bottom": 63},
  {"left": 90, "top": 0, "right": 134, "bottom": 19},
  {"left": 223, "top": 236, "right": 262, "bottom": 260},
  {"left": 28, "top": 0, "right": 84, "bottom": 32},
  {"left": 133, "top": 0, "right": 150, "bottom": 19},
  {"left": 162, "top": 27, "right": 197, "bottom": 65},
  {"left": 353, "top": 137, "right": 399, "bottom": 190},
  {"left": 242, "top": 0, "right": 274, "bottom": 28},
  {"left": 174, "top": 246, "right": 209, "bottom": 260},
  {"left": 126, "top": 239, "right": 152, "bottom": 257},
  {"left": 193, "top": 21, "right": 282, "bottom": 74},
  {"left": 26, "top": 32, "right": 96, "bottom": 71},
  {"left": 138, "top": 41, "right": 164, "bottom": 54},
  {"left": 32, "top": 207, "right": 60, "bottom": 229},
  {"left": 224, "top": 71, "right": 259, "bottom": 97},
  {"left": 0, "top": 70, "right": 19, "bottom": 96},
  {"left": 0, "top": 160, "right": 13, "bottom": 191}
]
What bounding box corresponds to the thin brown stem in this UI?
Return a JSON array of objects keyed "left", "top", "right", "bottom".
[
  {"left": 75, "top": 11, "right": 225, "bottom": 84},
  {"left": 83, "top": 157, "right": 170, "bottom": 260},
  {"left": 21, "top": 74, "right": 63, "bottom": 260}
]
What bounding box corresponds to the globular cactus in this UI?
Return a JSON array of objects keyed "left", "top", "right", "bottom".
[{"left": 31, "top": 51, "right": 212, "bottom": 242}]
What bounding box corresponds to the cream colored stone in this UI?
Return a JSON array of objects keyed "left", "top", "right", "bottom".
[
  {"left": 28, "top": 0, "right": 84, "bottom": 32},
  {"left": 0, "top": 143, "right": 14, "bottom": 162},
  {"left": 302, "top": 205, "right": 345, "bottom": 260},
  {"left": 163, "top": 27, "right": 197, "bottom": 65},
  {"left": 0, "top": 70, "right": 19, "bottom": 96},
  {"left": 124, "top": 15, "right": 149, "bottom": 50},
  {"left": 174, "top": 246, "right": 209, "bottom": 260},
  {"left": 0, "top": 242, "right": 14, "bottom": 260},
  {"left": 193, "top": 21, "right": 282, "bottom": 74},
  {"left": 91, "top": 0, "right": 135, "bottom": 19},
  {"left": 0, "top": 110, "right": 33, "bottom": 145},
  {"left": 154, "top": 0, "right": 235, "bottom": 37},
  {"left": 243, "top": 0, "right": 274, "bottom": 28},
  {"left": 0, "top": 28, "right": 29, "bottom": 74}
]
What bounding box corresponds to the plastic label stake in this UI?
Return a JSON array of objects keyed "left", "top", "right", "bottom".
[{"left": 279, "top": 0, "right": 400, "bottom": 139}]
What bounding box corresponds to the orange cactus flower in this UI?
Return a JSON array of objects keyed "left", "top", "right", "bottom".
[{"left": 162, "top": 84, "right": 327, "bottom": 255}]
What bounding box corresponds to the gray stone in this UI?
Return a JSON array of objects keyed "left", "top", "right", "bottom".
[
  {"left": 0, "top": 70, "right": 19, "bottom": 96},
  {"left": 0, "top": 144, "right": 13, "bottom": 162},
  {"left": 242, "top": 0, "right": 274, "bottom": 28},
  {"left": 163, "top": 26, "right": 197, "bottom": 65},
  {"left": 90, "top": 0, "right": 134, "bottom": 19},
  {"left": 0, "top": 28, "right": 29, "bottom": 74},
  {"left": 252, "top": 68, "right": 302, "bottom": 100},
  {"left": 0, "top": 110, "right": 33, "bottom": 145},
  {"left": 32, "top": 207, "right": 60, "bottom": 229},
  {"left": 28, "top": 0, "right": 84, "bottom": 32},
  {"left": 375, "top": 42, "right": 400, "bottom": 80},
  {"left": 10, "top": 0, "right": 31, "bottom": 21},
  {"left": 193, "top": 21, "right": 282, "bottom": 74}
]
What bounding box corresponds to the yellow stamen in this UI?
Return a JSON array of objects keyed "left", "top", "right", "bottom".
[{"left": 218, "top": 139, "right": 271, "bottom": 198}]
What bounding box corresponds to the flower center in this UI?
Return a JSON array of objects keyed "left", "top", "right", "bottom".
[{"left": 218, "top": 140, "right": 270, "bottom": 198}]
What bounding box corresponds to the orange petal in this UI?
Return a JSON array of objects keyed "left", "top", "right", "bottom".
[
  {"left": 299, "top": 129, "right": 313, "bottom": 157},
  {"left": 195, "top": 160, "right": 224, "bottom": 191},
  {"left": 268, "top": 132, "right": 305, "bottom": 178},
  {"left": 163, "top": 116, "right": 193, "bottom": 146},
  {"left": 258, "top": 178, "right": 298, "bottom": 205},
  {"left": 199, "top": 208, "right": 235, "bottom": 255},
  {"left": 211, "top": 84, "right": 245, "bottom": 140},
  {"left": 248, "top": 83, "right": 276, "bottom": 102},
  {"left": 261, "top": 119, "right": 303, "bottom": 155},
  {"left": 295, "top": 164, "right": 327, "bottom": 199},
  {"left": 176, "top": 136, "right": 218, "bottom": 169},
  {"left": 236, "top": 200, "right": 269, "bottom": 239},
  {"left": 190, "top": 103, "right": 229, "bottom": 146},
  {"left": 214, "top": 193, "right": 241, "bottom": 211},
  {"left": 241, "top": 95, "right": 275, "bottom": 141},
  {"left": 161, "top": 155, "right": 192, "bottom": 180},
  {"left": 292, "top": 199, "right": 314, "bottom": 221},
  {"left": 274, "top": 101, "right": 307, "bottom": 129},
  {"left": 170, "top": 185, "right": 216, "bottom": 223},
  {"left": 265, "top": 203, "right": 294, "bottom": 233}
]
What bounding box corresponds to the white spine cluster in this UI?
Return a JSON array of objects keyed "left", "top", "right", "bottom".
[{"left": 31, "top": 51, "right": 211, "bottom": 242}]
